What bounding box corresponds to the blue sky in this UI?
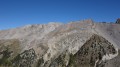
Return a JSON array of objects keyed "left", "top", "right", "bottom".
[{"left": 0, "top": 0, "right": 120, "bottom": 30}]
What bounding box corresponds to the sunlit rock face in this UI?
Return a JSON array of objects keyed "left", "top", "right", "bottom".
[{"left": 0, "top": 19, "right": 120, "bottom": 67}]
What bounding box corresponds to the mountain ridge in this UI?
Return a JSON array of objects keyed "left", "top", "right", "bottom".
[{"left": 0, "top": 19, "right": 120, "bottom": 67}]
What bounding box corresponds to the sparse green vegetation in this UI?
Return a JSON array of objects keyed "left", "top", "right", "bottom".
[{"left": 0, "top": 48, "right": 13, "bottom": 66}]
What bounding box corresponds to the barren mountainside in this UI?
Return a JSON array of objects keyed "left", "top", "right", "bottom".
[{"left": 0, "top": 19, "right": 120, "bottom": 67}]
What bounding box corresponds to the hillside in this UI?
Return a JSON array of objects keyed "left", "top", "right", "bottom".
[{"left": 0, "top": 19, "right": 120, "bottom": 67}]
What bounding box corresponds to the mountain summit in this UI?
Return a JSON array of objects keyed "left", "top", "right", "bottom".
[{"left": 0, "top": 19, "right": 120, "bottom": 67}]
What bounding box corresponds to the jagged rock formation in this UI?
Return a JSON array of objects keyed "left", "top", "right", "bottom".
[
  {"left": 0, "top": 19, "right": 120, "bottom": 67},
  {"left": 12, "top": 48, "right": 37, "bottom": 67}
]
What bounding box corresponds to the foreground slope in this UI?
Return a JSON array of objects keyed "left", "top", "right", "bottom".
[{"left": 0, "top": 19, "right": 120, "bottom": 67}]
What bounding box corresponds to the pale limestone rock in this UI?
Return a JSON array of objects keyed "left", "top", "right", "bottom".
[{"left": 0, "top": 20, "right": 120, "bottom": 67}]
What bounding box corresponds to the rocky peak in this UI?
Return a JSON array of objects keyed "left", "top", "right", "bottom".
[{"left": 116, "top": 18, "right": 120, "bottom": 24}]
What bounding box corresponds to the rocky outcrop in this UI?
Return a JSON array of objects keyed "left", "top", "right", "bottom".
[
  {"left": 104, "top": 50, "right": 120, "bottom": 67},
  {"left": 116, "top": 18, "right": 120, "bottom": 24},
  {"left": 12, "top": 48, "right": 37, "bottom": 67},
  {"left": 49, "top": 34, "right": 117, "bottom": 67},
  {"left": 67, "top": 34, "right": 117, "bottom": 67},
  {"left": 0, "top": 19, "right": 120, "bottom": 67}
]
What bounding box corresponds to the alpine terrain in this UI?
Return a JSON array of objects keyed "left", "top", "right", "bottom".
[{"left": 0, "top": 19, "right": 120, "bottom": 67}]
